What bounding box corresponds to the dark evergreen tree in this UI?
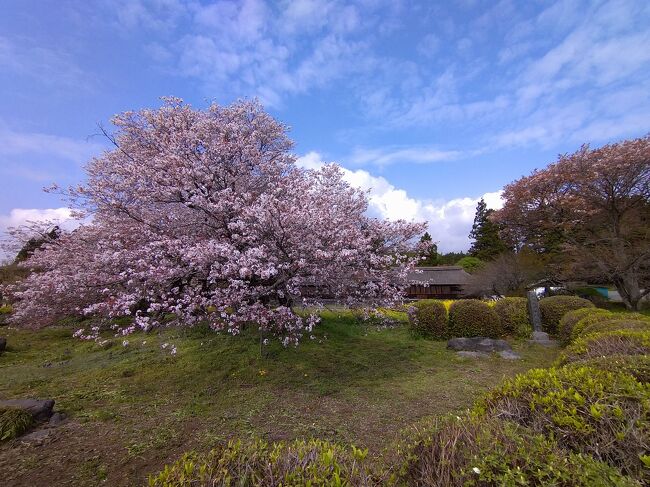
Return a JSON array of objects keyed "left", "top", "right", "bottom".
[
  {"left": 468, "top": 199, "right": 507, "bottom": 261},
  {"left": 15, "top": 226, "right": 61, "bottom": 263},
  {"left": 437, "top": 251, "right": 468, "bottom": 265},
  {"left": 418, "top": 232, "right": 439, "bottom": 266}
]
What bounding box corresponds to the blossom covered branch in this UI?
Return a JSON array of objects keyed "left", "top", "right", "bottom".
[{"left": 4, "top": 98, "right": 425, "bottom": 343}]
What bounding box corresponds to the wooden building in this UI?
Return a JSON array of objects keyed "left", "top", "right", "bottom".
[{"left": 405, "top": 266, "right": 470, "bottom": 300}]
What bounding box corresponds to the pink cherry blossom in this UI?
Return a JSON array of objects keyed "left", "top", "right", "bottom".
[{"left": 4, "top": 98, "right": 425, "bottom": 344}]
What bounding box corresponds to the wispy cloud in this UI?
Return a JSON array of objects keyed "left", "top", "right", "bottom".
[
  {"left": 347, "top": 146, "right": 462, "bottom": 167},
  {"left": 0, "top": 125, "right": 106, "bottom": 183},
  {"left": 363, "top": 0, "right": 650, "bottom": 148},
  {"left": 0, "top": 125, "right": 105, "bottom": 164},
  {"left": 114, "top": 0, "right": 388, "bottom": 107},
  {"left": 0, "top": 36, "right": 95, "bottom": 91}
]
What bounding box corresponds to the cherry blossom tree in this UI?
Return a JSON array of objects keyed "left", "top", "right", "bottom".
[
  {"left": 495, "top": 135, "right": 650, "bottom": 310},
  {"left": 4, "top": 98, "right": 425, "bottom": 344}
]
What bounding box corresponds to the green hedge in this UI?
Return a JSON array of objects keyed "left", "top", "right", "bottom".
[
  {"left": 391, "top": 415, "right": 638, "bottom": 487},
  {"left": 152, "top": 416, "right": 641, "bottom": 487},
  {"left": 148, "top": 439, "right": 379, "bottom": 486},
  {"left": 407, "top": 300, "right": 448, "bottom": 339},
  {"left": 474, "top": 366, "right": 650, "bottom": 479},
  {"left": 448, "top": 299, "right": 503, "bottom": 338},
  {"left": 564, "top": 355, "right": 650, "bottom": 384},
  {"left": 557, "top": 330, "right": 650, "bottom": 365},
  {"left": 538, "top": 296, "right": 594, "bottom": 334},
  {"left": 571, "top": 312, "right": 620, "bottom": 342},
  {"left": 559, "top": 308, "right": 612, "bottom": 345},
  {"left": 493, "top": 297, "right": 530, "bottom": 338},
  {"left": 149, "top": 307, "right": 650, "bottom": 485},
  {"left": 576, "top": 319, "right": 650, "bottom": 340}
]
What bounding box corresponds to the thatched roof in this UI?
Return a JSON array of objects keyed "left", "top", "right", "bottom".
[{"left": 406, "top": 266, "right": 470, "bottom": 286}]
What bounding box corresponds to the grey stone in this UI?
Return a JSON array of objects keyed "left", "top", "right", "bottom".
[
  {"left": 0, "top": 336, "right": 5, "bottom": 354},
  {"left": 531, "top": 331, "right": 550, "bottom": 341},
  {"left": 527, "top": 290, "right": 543, "bottom": 332},
  {"left": 19, "top": 429, "right": 52, "bottom": 444},
  {"left": 447, "top": 337, "right": 512, "bottom": 353},
  {"left": 456, "top": 351, "right": 489, "bottom": 359},
  {"left": 499, "top": 350, "right": 521, "bottom": 360},
  {"left": 528, "top": 339, "right": 559, "bottom": 347},
  {"left": 0, "top": 399, "right": 55, "bottom": 421},
  {"left": 48, "top": 412, "right": 67, "bottom": 425}
]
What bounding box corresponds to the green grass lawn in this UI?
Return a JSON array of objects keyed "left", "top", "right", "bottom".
[{"left": 0, "top": 311, "right": 559, "bottom": 486}]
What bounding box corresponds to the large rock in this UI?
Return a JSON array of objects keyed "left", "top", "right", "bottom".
[
  {"left": 0, "top": 336, "right": 5, "bottom": 354},
  {"left": 0, "top": 399, "right": 55, "bottom": 421},
  {"left": 447, "top": 337, "right": 512, "bottom": 353},
  {"left": 529, "top": 331, "right": 558, "bottom": 347}
]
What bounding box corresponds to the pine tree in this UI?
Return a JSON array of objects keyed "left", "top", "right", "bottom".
[{"left": 468, "top": 199, "right": 507, "bottom": 261}]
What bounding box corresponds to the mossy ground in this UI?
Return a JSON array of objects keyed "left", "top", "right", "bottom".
[{"left": 0, "top": 310, "right": 557, "bottom": 486}]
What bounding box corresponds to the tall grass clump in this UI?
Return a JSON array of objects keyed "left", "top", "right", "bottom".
[{"left": 0, "top": 407, "right": 33, "bottom": 442}]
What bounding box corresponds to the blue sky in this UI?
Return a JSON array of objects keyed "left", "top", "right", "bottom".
[{"left": 1, "top": 0, "right": 649, "bottom": 253}]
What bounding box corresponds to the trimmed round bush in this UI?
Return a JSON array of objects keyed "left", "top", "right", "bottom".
[
  {"left": 559, "top": 308, "right": 612, "bottom": 345},
  {"left": 0, "top": 407, "right": 33, "bottom": 442},
  {"left": 407, "top": 300, "right": 448, "bottom": 339},
  {"left": 577, "top": 319, "right": 650, "bottom": 340},
  {"left": 148, "top": 438, "right": 379, "bottom": 486},
  {"left": 571, "top": 311, "right": 621, "bottom": 342},
  {"left": 493, "top": 297, "right": 530, "bottom": 338},
  {"left": 473, "top": 366, "right": 650, "bottom": 478},
  {"left": 557, "top": 330, "right": 650, "bottom": 365},
  {"left": 565, "top": 355, "right": 650, "bottom": 384},
  {"left": 391, "top": 415, "right": 638, "bottom": 487},
  {"left": 448, "top": 299, "right": 503, "bottom": 338},
  {"left": 538, "top": 295, "right": 594, "bottom": 334}
]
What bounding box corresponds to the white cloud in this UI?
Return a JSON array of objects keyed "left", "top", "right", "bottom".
[
  {"left": 296, "top": 151, "right": 502, "bottom": 252},
  {"left": 0, "top": 208, "right": 77, "bottom": 230},
  {"left": 0, "top": 208, "right": 81, "bottom": 261}
]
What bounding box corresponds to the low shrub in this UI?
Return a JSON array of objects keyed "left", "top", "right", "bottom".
[
  {"left": 0, "top": 407, "right": 33, "bottom": 442},
  {"left": 564, "top": 355, "right": 650, "bottom": 384},
  {"left": 407, "top": 300, "right": 448, "bottom": 339},
  {"left": 390, "top": 415, "right": 638, "bottom": 487},
  {"left": 576, "top": 319, "right": 650, "bottom": 340},
  {"left": 148, "top": 438, "right": 380, "bottom": 486},
  {"left": 448, "top": 299, "right": 503, "bottom": 338},
  {"left": 539, "top": 295, "right": 594, "bottom": 334},
  {"left": 557, "top": 330, "right": 650, "bottom": 365},
  {"left": 571, "top": 311, "right": 621, "bottom": 341},
  {"left": 0, "top": 304, "right": 11, "bottom": 325},
  {"left": 493, "top": 297, "right": 530, "bottom": 338},
  {"left": 559, "top": 308, "right": 612, "bottom": 345},
  {"left": 473, "top": 366, "right": 650, "bottom": 478}
]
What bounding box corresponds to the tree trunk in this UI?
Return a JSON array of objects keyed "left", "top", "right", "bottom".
[{"left": 614, "top": 274, "right": 642, "bottom": 311}]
